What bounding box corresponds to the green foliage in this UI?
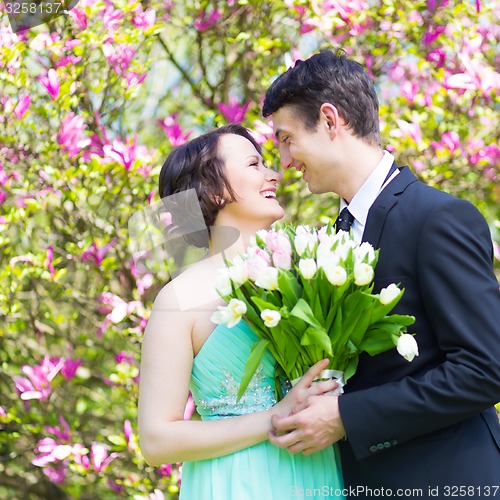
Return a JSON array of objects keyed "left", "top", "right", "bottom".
[{"left": 0, "top": 0, "right": 499, "bottom": 497}]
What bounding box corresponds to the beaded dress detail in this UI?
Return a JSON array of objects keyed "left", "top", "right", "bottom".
[{"left": 179, "top": 321, "right": 344, "bottom": 499}]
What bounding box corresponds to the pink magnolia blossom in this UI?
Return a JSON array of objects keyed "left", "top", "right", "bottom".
[
  {"left": 130, "top": 258, "right": 154, "bottom": 295},
  {"left": 493, "top": 242, "right": 500, "bottom": 262},
  {"left": 194, "top": 8, "right": 221, "bottom": 32},
  {"left": 102, "top": 43, "right": 135, "bottom": 75},
  {"left": 218, "top": 97, "right": 250, "bottom": 124},
  {"left": 395, "top": 118, "right": 423, "bottom": 146},
  {"left": 81, "top": 238, "right": 118, "bottom": 266},
  {"left": 400, "top": 80, "right": 419, "bottom": 104},
  {"left": 0, "top": 407, "right": 6, "bottom": 418},
  {"left": 32, "top": 437, "right": 73, "bottom": 467},
  {"left": 38, "top": 69, "right": 60, "bottom": 100},
  {"left": 45, "top": 415, "right": 71, "bottom": 442},
  {"left": 116, "top": 351, "right": 136, "bottom": 364},
  {"left": 157, "top": 464, "right": 172, "bottom": 478},
  {"left": 45, "top": 246, "right": 55, "bottom": 277},
  {"left": 61, "top": 359, "right": 82, "bottom": 380},
  {"left": 423, "top": 25, "right": 446, "bottom": 45},
  {"left": 103, "top": 136, "right": 148, "bottom": 170},
  {"left": 103, "top": 5, "right": 124, "bottom": 33},
  {"left": 69, "top": 8, "right": 88, "bottom": 30},
  {"left": 14, "top": 95, "right": 31, "bottom": 119},
  {"left": 13, "top": 356, "right": 65, "bottom": 401},
  {"left": 184, "top": 392, "right": 195, "bottom": 420},
  {"left": 431, "top": 131, "right": 462, "bottom": 155},
  {"left": 43, "top": 464, "right": 67, "bottom": 484},
  {"left": 0, "top": 191, "right": 6, "bottom": 205},
  {"left": 158, "top": 115, "right": 193, "bottom": 146},
  {"left": 132, "top": 5, "right": 156, "bottom": 28},
  {"left": 57, "top": 112, "right": 91, "bottom": 159},
  {"left": 90, "top": 443, "right": 120, "bottom": 473}
]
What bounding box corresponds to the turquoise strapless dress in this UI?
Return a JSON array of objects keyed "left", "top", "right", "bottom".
[{"left": 179, "top": 321, "right": 344, "bottom": 499}]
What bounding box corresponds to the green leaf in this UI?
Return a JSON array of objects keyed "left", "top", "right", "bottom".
[
  {"left": 301, "top": 326, "right": 333, "bottom": 356},
  {"left": 289, "top": 298, "right": 323, "bottom": 330},
  {"left": 359, "top": 335, "right": 397, "bottom": 356},
  {"left": 237, "top": 339, "right": 270, "bottom": 401},
  {"left": 277, "top": 270, "right": 302, "bottom": 308}
]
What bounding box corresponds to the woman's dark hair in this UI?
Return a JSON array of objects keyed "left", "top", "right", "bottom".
[
  {"left": 158, "top": 124, "right": 262, "bottom": 248},
  {"left": 262, "top": 48, "right": 381, "bottom": 147}
]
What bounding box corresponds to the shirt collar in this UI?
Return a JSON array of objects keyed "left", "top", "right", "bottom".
[{"left": 339, "top": 151, "right": 395, "bottom": 228}]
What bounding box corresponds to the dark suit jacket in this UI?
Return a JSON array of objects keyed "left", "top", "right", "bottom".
[{"left": 338, "top": 166, "right": 500, "bottom": 495}]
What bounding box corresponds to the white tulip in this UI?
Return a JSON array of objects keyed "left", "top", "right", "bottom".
[
  {"left": 323, "top": 263, "right": 348, "bottom": 286},
  {"left": 254, "top": 266, "right": 279, "bottom": 290},
  {"left": 210, "top": 299, "right": 247, "bottom": 328},
  {"left": 299, "top": 258, "right": 317, "bottom": 279},
  {"left": 379, "top": 284, "right": 401, "bottom": 305},
  {"left": 354, "top": 262, "right": 374, "bottom": 286},
  {"left": 354, "top": 242, "right": 376, "bottom": 264},
  {"left": 260, "top": 309, "right": 281, "bottom": 328},
  {"left": 214, "top": 268, "right": 232, "bottom": 295},
  {"left": 228, "top": 261, "right": 248, "bottom": 285},
  {"left": 294, "top": 233, "right": 309, "bottom": 256},
  {"left": 397, "top": 334, "right": 419, "bottom": 362}
]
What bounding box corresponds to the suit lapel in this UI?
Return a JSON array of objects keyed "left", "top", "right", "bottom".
[{"left": 362, "top": 167, "right": 418, "bottom": 247}]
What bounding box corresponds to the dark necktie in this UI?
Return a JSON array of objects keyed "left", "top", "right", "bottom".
[{"left": 335, "top": 207, "right": 354, "bottom": 233}]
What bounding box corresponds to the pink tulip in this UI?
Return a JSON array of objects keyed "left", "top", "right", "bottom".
[
  {"left": 272, "top": 250, "right": 292, "bottom": 270},
  {"left": 38, "top": 69, "right": 60, "bottom": 100},
  {"left": 218, "top": 97, "right": 250, "bottom": 124},
  {"left": 265, "top": 230, "right": 292, "bottom": 254}
]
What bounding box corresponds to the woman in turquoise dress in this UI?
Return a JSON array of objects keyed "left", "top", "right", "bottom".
[{"left": 138, "top": 124, "right": 344, "bottom": 499}]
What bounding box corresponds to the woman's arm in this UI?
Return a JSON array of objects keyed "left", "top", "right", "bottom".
[{"left": 138, "top": 284, "right": 334, "bottom": 465}]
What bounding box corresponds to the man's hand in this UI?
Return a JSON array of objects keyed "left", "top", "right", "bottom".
[{"left": 269, "top": 394, "right": 346, "bottom": 455}]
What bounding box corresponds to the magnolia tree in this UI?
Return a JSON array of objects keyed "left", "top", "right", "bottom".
[{"left": 0, "top": 0, "right": 499, "bottom": 498}]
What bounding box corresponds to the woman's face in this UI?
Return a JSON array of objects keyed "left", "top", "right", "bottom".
[{"left": 216, "top": 134, "right": 284, "bottom": 228}]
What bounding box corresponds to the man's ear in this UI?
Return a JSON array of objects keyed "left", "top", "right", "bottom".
[{"left": 319, "top": 103, "right": 341, "bottom": 139}]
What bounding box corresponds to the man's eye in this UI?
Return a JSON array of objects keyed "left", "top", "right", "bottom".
[{"left": 281, "top": 136, "right": 289, "bottom": 144}]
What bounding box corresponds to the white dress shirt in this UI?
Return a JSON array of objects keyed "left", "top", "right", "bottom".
[{"left": 339, "top": 151, "right": 398, "bottom": 244}]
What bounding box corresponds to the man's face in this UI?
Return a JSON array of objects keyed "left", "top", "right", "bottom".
[{"left": 272, "top": 106, "right": 334, "bottom": 194}]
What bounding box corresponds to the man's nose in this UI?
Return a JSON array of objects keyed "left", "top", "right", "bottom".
[{"left": 279, "top": 144, "right": 293, "bottom": 170}]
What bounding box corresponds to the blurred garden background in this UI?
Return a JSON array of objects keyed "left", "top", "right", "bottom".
[{"left": 1, "top": 0, "right": 499, "bottom": 498}]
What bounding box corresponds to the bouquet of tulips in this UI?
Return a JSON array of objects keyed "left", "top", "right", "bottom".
[{"left": 211, "top": 223, "right": 417, "bottom": 400}]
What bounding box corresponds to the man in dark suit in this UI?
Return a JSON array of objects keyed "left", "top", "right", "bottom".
[{"left": 263, "top": 49, "right": 500, "bottom": 497}]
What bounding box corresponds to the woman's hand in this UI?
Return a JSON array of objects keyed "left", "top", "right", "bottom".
[{"left": 271, "top": 359, "right": 338, "bottom": 418}]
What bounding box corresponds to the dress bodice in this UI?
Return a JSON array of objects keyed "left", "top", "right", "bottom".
[{"left": 190, "top": 321, "right": 277, "bottom": 420}]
